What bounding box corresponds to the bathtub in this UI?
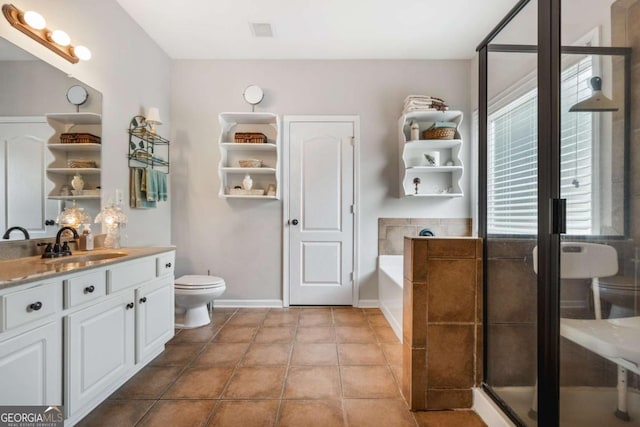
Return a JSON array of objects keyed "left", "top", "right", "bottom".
[{"left": 378, "top": 255, "right": 403, "bottom": 342}]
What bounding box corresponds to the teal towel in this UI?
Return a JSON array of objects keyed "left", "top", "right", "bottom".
[
  {"left": 157, "top": 171, "right": 168, "bottom": 201},
  {"left": 146, "top": 168, "right": 158, "bottom": 202},
  {"left": 433, "top": 121, "right": 457, "bottom": 129}
]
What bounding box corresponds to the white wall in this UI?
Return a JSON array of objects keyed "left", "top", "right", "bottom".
[
  {"left": 171, "top": 60, "right": 472, "bottom": 302},
  {"left": 0, "top": 0, "right": 172, "bottom": 246}
]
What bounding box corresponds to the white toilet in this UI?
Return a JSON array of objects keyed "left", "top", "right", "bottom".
[{"left": 174, "top": 275, "right": 226, "bottom": 328}]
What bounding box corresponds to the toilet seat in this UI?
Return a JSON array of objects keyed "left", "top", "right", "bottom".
[{"left": 175, "top": 275, "right": 225, "bottom": 289}]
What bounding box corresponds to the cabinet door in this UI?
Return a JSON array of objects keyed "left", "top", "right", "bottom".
[
  {"left": 0, "top": 320, "right": 61, "bottom": 405},
  {"left": 136, "top": 277, "right": 174, "bottom": 364},
  {"left": 65, "top": 291, "right": 134, "bottom": 417}
]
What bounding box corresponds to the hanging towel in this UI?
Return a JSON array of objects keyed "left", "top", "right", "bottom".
[
  {"left": 157, "top": 171, "right": 168, "bottom": 201},
  {"left": 130, "top": 168, "right": 156, "bottom": 208},
  {"left": 145, "top": 168, "right": 158, "bottom": 202}
]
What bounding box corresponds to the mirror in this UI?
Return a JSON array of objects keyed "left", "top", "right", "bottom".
[{"left": 0, "top": 37, "right": 102, "bottom": 240}]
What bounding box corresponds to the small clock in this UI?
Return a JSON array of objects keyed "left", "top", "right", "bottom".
[{"left": 66, "top": 85, "right": 88, "bottom": 109}]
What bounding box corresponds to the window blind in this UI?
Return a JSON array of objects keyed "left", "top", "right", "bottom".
[{"left": 487, "top": 57, "right": 594, "bottom": 235}]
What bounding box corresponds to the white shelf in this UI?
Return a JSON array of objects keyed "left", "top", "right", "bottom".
[
  {"left": 220, "top": 143, "right": 277, "bottom": 151},
  {"left": 221, "top": 167, "right": 276, "bottom": 174},
  {"left": 48, "top": 195, "right": 100, "bottom": 200},
  {"left": 218, "top": 112, "right": 280, "bottom": 200},
  {"left": 45, "top": 112, "right": 101, "bottom": 125},
  {"left": 398, "top": 110, "right": 464, "bottom": 198},
  {"left": 47, "top": 168, "right": 101, "bottom": 175},
  {"left": 47, "top": 143, "right": 101, "bottom": 152}
]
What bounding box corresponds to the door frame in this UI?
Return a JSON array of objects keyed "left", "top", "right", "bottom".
[{"left": 282, "top": 115, "right": 360, "bottom": 307}]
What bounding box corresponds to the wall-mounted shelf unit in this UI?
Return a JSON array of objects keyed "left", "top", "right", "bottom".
[
  {"left": 398, "top": 110, "right": 464, "bottom": 197},
  {"left": 218, "top": 112, "right": 280, "bottom": 199},
  {"left": 127, "top": 117, "right": 170, "bottom": 173},
  {"left": 45, "top": 112, "right": 102, "bottom": 201}
]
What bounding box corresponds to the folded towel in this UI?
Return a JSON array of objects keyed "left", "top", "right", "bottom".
[
  {"left": 146, "top": 168, "right": 158, "bottom": 202},
  {"left": 433, "top": 121, "right": 457, "bottom": 129}
]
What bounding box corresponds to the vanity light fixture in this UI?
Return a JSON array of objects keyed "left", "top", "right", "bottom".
[{"left": 2, "top": 3, "right": 91, "bottom": 64}]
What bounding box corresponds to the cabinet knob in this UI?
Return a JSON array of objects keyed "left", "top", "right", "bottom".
[
  {"left": 45, "top": 219, "right": 55, "bottom": 226},
  {"left": 84, "top": 285, "right": 95, "bottom": 294},
  {"left": 165, "top": 262, "right": 172, "bottom": 268},
  {"left": 291, "top": 219, "right": 299, "bottom": 226},
  {"left": 29, "top": 301, "right": 43, "bottom": 311},
  {"left": 139, "top": 297, "right": 147, "bottom": 304},
  {"left": 126, "top": 302, "right": 134, "bottom": 310}
]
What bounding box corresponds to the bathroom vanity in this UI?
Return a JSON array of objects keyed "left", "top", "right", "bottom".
[{"left": 0, "top": 247, "right": 175, "bottom": 426}]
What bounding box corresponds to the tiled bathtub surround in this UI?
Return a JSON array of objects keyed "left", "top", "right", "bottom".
[
  {"left": 378, "top": 218, "right": 472, "bottom": 256},
  {"left": 402, "top": 237, "right": 483, "bottom": 411}
]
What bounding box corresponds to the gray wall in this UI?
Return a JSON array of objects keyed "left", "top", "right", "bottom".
[
  {"left": 171, "top": 60, "right": 472, "bottom": 303},
  {"left": 0, "top": 0, "right": 172, "bottom": 246}
]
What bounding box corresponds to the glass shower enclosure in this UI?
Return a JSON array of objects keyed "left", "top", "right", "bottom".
[{"left": 478, "top": 0, "right": 635, "bottom": 426}]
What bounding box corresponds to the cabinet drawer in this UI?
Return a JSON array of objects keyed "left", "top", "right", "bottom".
[
  {"left": 65, "top": 269, "right": 107, "bottom": 309},
  {"left": 107, "top": 257, "right": 155, "bottom": 294},
  {"left": 156, "top": 252, "right": 175, "bottom": 277},
  {"left": 2, "top": 282, "right": 61, "bottom": 330}
]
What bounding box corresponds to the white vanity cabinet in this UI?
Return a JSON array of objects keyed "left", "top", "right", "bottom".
[{"left": 136, "top": 275, "right": 174, "bottom": 363}]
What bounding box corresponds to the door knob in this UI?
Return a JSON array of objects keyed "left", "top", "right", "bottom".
[{"left": 291, "top": 219, "right": 299, "bottom": 226}]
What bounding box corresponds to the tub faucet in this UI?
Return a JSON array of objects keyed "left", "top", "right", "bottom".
[{"left": 2, "top": 226, "right": 30, "bottom": 240}]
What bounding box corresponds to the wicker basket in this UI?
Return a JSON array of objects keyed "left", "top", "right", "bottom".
[
  {"left": 60, "top": 133, "right": 101, "bottom": 144},
  {"left": 67, "top": 159, "right": 98, "bottom": 168},
  {"left": 234, "top": 132, "right": 267, "bottom": 144},
  {"left": 238, "top": 159, "right": 263, "bottom": 168},
  {"left": 422, "top": 127, "right": 455, "bottom": 140}
]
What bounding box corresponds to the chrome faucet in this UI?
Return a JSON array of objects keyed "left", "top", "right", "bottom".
[
  {"left": 2, "top": 226, "right": 30, "bottom": 240},
  {"left": 41, "top": 226, "right": 79, "bottom": 258}
]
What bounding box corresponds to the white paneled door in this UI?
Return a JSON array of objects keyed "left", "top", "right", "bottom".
[{"left": 288, "top": 118, "right": 356, "bottom": 305}]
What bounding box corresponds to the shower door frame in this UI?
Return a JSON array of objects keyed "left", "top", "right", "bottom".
[{"left": 477, "top": 1, "right": 631, "bottom": 426}]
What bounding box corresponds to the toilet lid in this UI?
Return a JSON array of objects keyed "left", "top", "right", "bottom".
[{"left": 175, "top": 275, "right": 225, "bottom": 287}]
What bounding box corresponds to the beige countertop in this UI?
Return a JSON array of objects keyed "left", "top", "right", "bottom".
[{"left": 0, "top": 246, "right": 175, "bottom": 290}]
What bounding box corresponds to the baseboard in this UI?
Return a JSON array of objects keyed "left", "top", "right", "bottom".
[
  {"left": 473, "top": 388, "right": 516, "bottom": 427},
  {"left": 357, "top": 299, "right": 379, "bottom": 308},
  {"left": 213, "top": 299, "right": 283, "bottom": 308}
]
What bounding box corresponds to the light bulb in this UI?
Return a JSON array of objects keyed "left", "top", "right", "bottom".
[
  {"left": 73, "top": 45, "right": 92, "bottom": 61},
  {"left": 50, "top": 30, "right": 70, "bottom": 46},
  {"left": 22, "top": 11, "right": 46, "bottom": 30}
]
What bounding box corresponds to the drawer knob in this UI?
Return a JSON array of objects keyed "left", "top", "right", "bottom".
[
  {"left": 139, "top": 297, "right": 147, "bottom": 304},
  {"left": 29, "top": 301, "right": 43, "bottom": 311},
  {"left": 165, "top": 262, "right": 172, "bottom": 268},
  {"left": 84, "top": 285, "right": 95, "bottom": 294},
  {"left": 126, "top": 302, "right": 134, "bottom": 310}
]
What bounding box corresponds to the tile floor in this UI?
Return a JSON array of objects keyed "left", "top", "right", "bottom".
[{"left": 78, "top": 307, "right": 487, "bottom": 427}]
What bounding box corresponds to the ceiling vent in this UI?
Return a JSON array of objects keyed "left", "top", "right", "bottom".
[{"left": 250, "top": 22, "right": 274, "bottom": 38}]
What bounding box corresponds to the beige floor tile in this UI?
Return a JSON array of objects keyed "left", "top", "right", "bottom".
[
  {"left": 284, "top": 366, "right": 341, "bottom": 399},
  {"left": 291, "top": 343, "right": 338, "bottom": 365},
  {"left": 242, "top": 343, "right": 292, "bottom": 366},
  {"left": 192, "top": 342, "right": 250, "bottom": 367},
  {"left": 382, "top": 343, "right": 403, "bottom": 366},
  {"left": 335, "top": 326, "right": 377, "bottom": 343},
  {"left": 170, "top": 325, "right": 221, "bottom": 343},
  {"left": 137, "top": 400, "right": 216, "bottom": 427},
  {"left": 413, "top": 410, "right": 488, "bottom": 427},
  {"left": 338, "top": 343, "right": 386, "bottom": 365},
  {"left": 277, "top": 400, "right": 345, "bottom": 427},
  {"left": 227, "top": 312, "right": 267, "bottom": 326},
  {"left": 367, "top": 313, "right": 391, "bottom": 326},
  {"left": 341, "top": 366, "right": 400, "bottom": 398},
  {"left": 263, "top": 312, "right": 300, "bottom": 326},
  {"left": 163, "top": 367, "right": 234, "bottom": 399},
  {"left": 299, "top": 312, "right": 334, "bottom": 327},
  {"left": 208, "top": 400, "right": 279, "bottom": 427},
  {"left": 254, "top": 326, "right": 296, "bottom": 343},
  {"left": 373, "top": 325, "right": 401, "bottom": 343},
  {"left": 110, "top": 366, "right": 182, "bottom": 399},
  {"left": 296, "top": 326, "right": 337, "bottom": 343},
  {"left": 213, "top": 325, "right": 258, "bottom": 342},
  {"left": 389, "top": 364, "right": 403, "bottom": 386},
  {"left": 76, "top": 399, "right": 154, "bottom": 427},
  {"left": 223, "top": 366, "right": 286, "bottom": 399},
  {"left": 343, "top": 399, "right": 415, "bottom": 427},
  {"left": 333, "top": 311, "right": 368, "bottom": 326},
  {"left": 150, "top": 343, "right": 205, "bottom": 367}
]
